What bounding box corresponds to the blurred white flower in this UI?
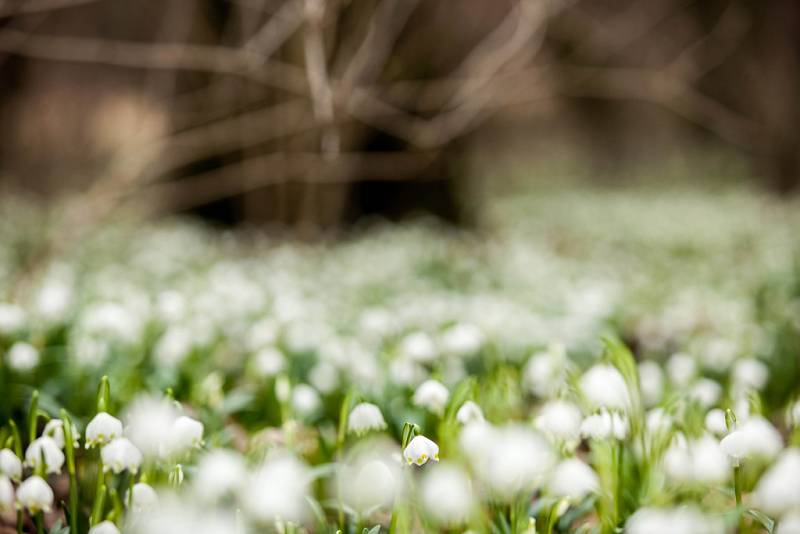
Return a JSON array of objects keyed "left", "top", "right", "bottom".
[
  {"left": 6, "top": 341, "right": 39, "bottom": 372},
  {"left": 129, "top": 482, "right": 159, "bottom": 513},
  {"left": 625, "top": 505, "right": 724, "bottom": 534},
  {"left": 404, "top": 435, "right": 440, "bottom": 466},
  {"left": 0, "top": 303, "right": 25, "bottom": 334},
  {"left": 580, "top": 410, "right": 628, "bottom": 441},
  {"left": 790, "top": 400, "right": 800, "bottom": 429},
  {"left": 125, "top": 496, "right": 238, "bottom": 534},
  {"left": 25, "top": 436, "right": 64, "bottom": 474},
  {"left": 421, "top": 463, "right": 475, "bottom": 525},
  {"left": 413, "top": 379, "right": 449, "bottom": 415},
  {"left": 689, "top": 379, "right": 722, "bottom": 408},
  {"left": 16, "top": 475, "right": 53, "bottom": 513},
  {"left": 242, "top": 454, "right": 310, "bottom": 524},
  {"left": 89, "top": 520, "right": 121, "bottom": 534},
  {"left": 732, "top": 358, "right": 768, "bottom": 392},
  {"left": 479, "top": 425, "right": 555, "bottom": 500},
  {"left": 86, "top": 412, "right": 124, "bottom": 448},
  {"left": 388, "top": 358, "right": 426, "bottom": 387},
  {"left": 192, "top": 450, "right": 246, "bottom": 503},
  {"left": 440, "top": 323, "right": 483, "bottom": 357},
  {"left": 456, "top": 401, "right": 484, "bottom": 425},
  {"left": 777, "top": 510, "right": 800, "bottom": 534},
  {"left": 667, "top": 353, "right": 696, "bottom": 388},
  {"left": 645, "top": 408, "right": 672, "bottom": 434},
  {"left": 705, "top": 409, "right": 728, "bottom": 436},
  {"left": 548, "top": 458, "right": 599, "bottom": 501},
  {"left": 34, "top": 278, "right": 73, "bottom": 324},
  {"left": 0, "top": 449, "right": 22, "bottom": 481},
  {"left": 340, "top": 452, "right": 400, "bottom": 515},
  {"left": 400, "top": 331, "right": 437, "bottom": 363},
  {"left": 0, "top": 475, "right": 13, "bottom": 512},
  {"left": 719, "top": 415, "right": 782, "bottom": 463},
  {"left": 523, "top": 344, "right": 567, "bottom": 398},
  {"left": 252, "top": 346, "right": 284, "bottom": 378},
  {"left": 534, "top": 400, "right": 582, "bottom": 445},
  {"left": 309, "top": 361, "right": 339, "bottom": 394},
  {"left": 580, "top": 364, "right": 630, "bottom": 411},
  {"left": 638, "top": 360, "right": 664, "bottom": 407},
  {"left": 124, "top": 396, "right": 179, "bottom": 458},
  {"left": 43, "top": 419, "right": 80, "bottom": 450},
  {"left": 752, "top": 448, "right": 800, "bottom": 517},
  {"left": 166, "top": 416, "right": 204, "bottom": 456},
  {"left": 153, "top": 326, "right": 194, "bottom": 367},
  {"left": 102, "top": 438, "right": 142, "bottom": 474},
  {"left": 348, "top": 403, "right": 387, "bottom": 435},
  {"left": 291, "top": 384, "right": 321, "bottom": 417},
  {"left": 662, "top": 434, "right": 728, "bottom": 485}
]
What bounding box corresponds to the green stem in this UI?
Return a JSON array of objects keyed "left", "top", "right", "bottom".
[
  {"left": 734, "top": 464, "right": 744, "bottom": 532},
  {"left": 35, "top": 511, "right": 44, "bottom": 534},
  {"left": 61, "top": 410, "right": 79, "bottom": 534},
  {"left": 15, "top": 510, "right": 23, "bottom": 534},
  {"left": 91, "top": 457, "right": 107, "bottom": 525},
  {"left": 615, "top": 441, "right": 624, "bottom": 526}
]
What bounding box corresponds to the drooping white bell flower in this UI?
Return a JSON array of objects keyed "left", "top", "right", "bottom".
[
  {"left": 638, "top": 360, "right": 664, "bottom": 407},
  {"left": 456, "top": 401, "right": 485, "bottom": 425},
  {"left": 752, "top": 448, "right": 800, "bottom": 518},
  {"left": 645, "top": 408, "right": 673, "bottom": 434},
  {"left": 347, "top": 403, "right": 387, "bottom": 435},
  {"left": 705, "top": 409, "right": 728, "bottom": 436},
  {"left": 0, "top": 449, "right": 22, "bottom": 481},
  {"left": 101, "top": 438, "right": 142, "bottom": 474},
  {"left": 400, "top": 331, "right": 437, "bottom": 363},
  {"left": 192, "top": 450, "right": 247, "bottom": 503},
  {"left": 43, "top": 418, "right": 80, "bottom": 450},
  {"left": 580, "top": 410, "right": 629, "bottom": 441},
  {"left": 666, "top": 352, "right": 696, "bottom": 388},
  {"left": 440, "top": 323, "right": 484, "bottom": 358},
  {"left": 548, "top": 458, "right": 599, "bottom": 501},
  {"left": 413, "top": 380, "right": 449, "bottom": 415},
  {"left": 625, "top": 505, "right": 725, "bottom": 534},
  {"left": 128, "top": 482, "right": 158, "bottom": 513},
  {"left": 251, "top": 346, "right": 284, "bottom": 378},
  {"left": 522, "top": 344, "right": 567, "bottom": 398},
  {"left": 25, "top": 436, "right": 65, "bottom": 474},
  {"left": 719, "top": 415, "right": 783, "bottom": 463},
  {"left": 479, "top": 425, "right": 555, "bottom": 501},
  {"left": 88, "top": 520, "right": 121, "bottom": 534},
  {"left": 534, "top": 400, "right": 582, "bottom": 445},
  {"left": 662, "top": 434, "right": 728, "bottom": 485},
  {"left": 404, "top": 435, "right": 439, "bottom": 467},
  {"left": 0, "top": 475, "right": 13, "bottom": 512},
  {"left": 85, "top": 412, "right": 124, "bottom": 448},
  {"left": 731, "top": 358, "right": 769, "bottom": 393},
  {"left": 579, "top": 364, "right": 630, "bottom": 411},
  {"left": 291, "top": 384, "right": 321, "bottom": 417},
  {"left": 420, "top": 463, "right": 475, "bottom": 525},
  {"left": 123, "top": 395, "right": 179, "bottom": 458},
  {"left": 241, "top": 454, "right": 310, "bottom": 524},
  {"left": 16, "top": 475, "right": 54, "bottom": 513},
  {"left": 340, "top": 448, "right": 401, "bottom": 515},
  {"left": 688, "top": 379, "right": 722, "bottom": 408},
  {"left": 309, "top": 361, "right": 339, "bottom": 394},
  {"left": 166, "top": 416, "right": 204, "bottom": 456},
  {"left": 6, "top": 341, "right": 39, "bottom": 372}
]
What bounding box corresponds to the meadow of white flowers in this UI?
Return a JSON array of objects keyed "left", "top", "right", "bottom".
[{"left": 0, "top": 187, "right": 799, "bottom": 533}]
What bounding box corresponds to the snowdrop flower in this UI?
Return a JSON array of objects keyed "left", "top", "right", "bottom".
[
  {"left": 252, "top": 346, "right": 284, "bottom": 378},
  {"left": 128, "top": 482, "right": 158, "bottom": 513},
  {"left": 124, "top": 395, "right": 179, "bottom": 458},
  {"left": 626, "top": 505, "right": 724, "bottom": 534},
  {"left": 667, "top": 352, "right": 696, "bottom": 388},
  {"left": 689, "top": 379, "right": 722, "bottom": 408},
  {"left": 440, "top": 323, "right": 484, "bottom": 357},
  {"left": 479, "top": 425, "right": 555, "bottom": 500},
  {"left": 340, "top": 450, "right": 401, "bottom": 515},
  {"left": 534, "top": 400, "right": 582, "bottom": 445},
  {"left": 663, "top": 435, "right": 728, "bottom": 485},
  {"left": 153, "top": 326, "right": 193, "bottom": 367},
  {"left": 0, "top": 303, "right": 25, "bottom": 334},
  {"left": 291, "top": 384, "right": 321, "bottom": 417},
  {"left": 34, "top": 279, "right": 73, "bottom": 324},
  {"left": 413, "top": 379, "right": 449, "bottom": 415},
  {"left": 421, "top": 463, "right": 475, "bottom": 525},
  {"left": 732, "top": 358, "right": 768, "bottom": 392},
  {"left": 43, "top": 419, "right": 80, "bottom": 449},
  {"left": 720, "top": 415, "right": 783, "bottom": 463},
  {"left": 456, "top": 401, "right": 485, "bottom": 425},
  {"left": 580, "top": 364, "right": 630, "bottom": 411},
  {"left": 638, "top": 360, "right": 664, "bottom": 407},
  {"left": 404, "top": 435, "right": 440, "bottom": 466},
  {"left": 193, "top": 450, "right": 247, "bottom": 503},
  {"left": 25, "top": 436, "right": 64, "bottom": 474},
  {"left": 523, "top": 344, "right": 567, "bottom": 398},
  {"left": 347, "top": 403, "right": 387, "bottom": 435},
  {"left": 400, "top": 331, "right": 437, "bottom": 363},
  {"left": 6, "top": 341, "right": 39, "bottom": 372},
  {"left": 242, "top": 454, "right": 310, "bottom": 524},
  {"left": 580, "top": 410, "right": 629, "bottom": 441},
  {"left": 646, "top": 408, "right": 673, "bottom": 434},
  {"left": 0, "top": 475, "right": 13, "bottom": 512},
  {"left": 705, "top": 408, "right": 728, "bottom": 436},
  {"left": 0, "top": 449, "right": 22, "bottom": 481},
  {"left": 101, "top": 438, "right": 142, "bottom": 474},
  {"left": 777, "top": 511, "right": 800, "bottom": 534},
  {"left": 388, "top": 358, "right": 426, "bottom": 387},
  {"left": 752, "top": 448, "right": 800, "bottom": 517},
  {"left": 16, "top": 475, "right": 53, "bottom": 513},
  {"left": 166, "top": 416, "right": 204, "bottom": 456},
  {"left": 309, "top": 361, "right": 339, "bottom": 394},
  {"left": 88, "top": 521, "right": 121, "bottom": 534},
  {"left": 548, "top": 458, "right": 599, "bottom": 501},
  {"left": 86, "top": 412, "right": 124, "bottom": 448}
]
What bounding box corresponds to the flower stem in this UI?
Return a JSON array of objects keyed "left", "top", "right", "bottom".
[
  {"left": 35, "top": 511, "right": 44, "bottom": 534},
  {"left": 615, "top": 442, "right": 624, "bottom": 526},
  {"left": 91, "top": 457, "right": 106, "bottom": 526},
  {"left": 15, "top": 510, "right": 23, "bottom": 534}
]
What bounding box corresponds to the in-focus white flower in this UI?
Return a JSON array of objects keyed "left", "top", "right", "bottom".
[
  {"left": 440, "top": 323, "right": 484, "bottom": 357},
  {"left": 193, "top": 450, "right": 246, "bottom": 503},
  {"left": 43, "top": 418, "right": 80, "bottom": 450},
  {"left": 16, "top": 475, "right": 54, "bottom": 513},
  {"left": 523, "top": 344, "right": 567, "bottom": 398},
  {"left": 124, "top": 396, "right": 179, "bottom": 458},
  {"left": 86, "top": 412, "right": 124, "bottom": 448},
  {"left": 25, "top": 436, "right": 64, "bottom": 474},
  {"left": 580, "top": 364, "right": 630, "bottom": 411},
  {"left": 548, "top": 458, "right": 599, "bottom": 501},
  {"left": 0, "top": 475, "right": 13, "bottom": 512},
  {"left": 347, "top": 403, "right": 387, "bottom": 435},
  {"left": 413, "top": 380, "right": 449, "bottom": 415},
  {"left": 400, "top": 331, "right": 437, "bottom": 363},
  {"left": 252, "top": 346, "right": 284, "bottom": 378},
  {"left": 88, "top": 520, "right": 121, "bottom": 534},
  {"left": 534, "top": 400, "right": 582, "bottom": 445},
  {"left": 626, "top": 505, "right": 724, "bottom": 534},
  {"left": 752, "top": 448, "right": 800, "bottom": 517},
  {"left": 732, "top": 358, "right": 768, "bottom": 392},
  {"left": 242, "top": 454, "right": 310, "bottom": 524},
  {"left": 166, "top": 416, "right": 204, "bottom": 456},
  {"left": 638, "top": 360, "right": 664, "bottom": 407},
  {"left": 291, "top": 384, "right": 321, "bottom": 417},
  {"left": 689, "top": 379, "right": 722, "bottom": 408},
  {"left": 667, "top": 352, "right": 696, "bottom": 388},
  {"left": 6, "top": 341, "right": 39, "bottom": 372},
  {"left": 0, "top": 449, "right": 22, "bottom": 481},
  {"left": 128, "top": 482, "right": 158, "bottom": 513},
  {"left": 420, "top": 463, "right": 475, "bottom": 525},
  {"left": 456, "top": 401, "right": 484, "bottom": 425},
  {"left": 404, "top": 435, "right": 440, "bottom": 466},
  {"left": 720, "top": 415, "right": 782, "bottom": 463},
  {"left": 580, "top": 410, "right": 628, "bottom": 441},
  {"left": 101, "top": 438, "right": 142, "bottom": 474},
  {"left": 705, "top": 408, "right": 728, "bottom": 436}
]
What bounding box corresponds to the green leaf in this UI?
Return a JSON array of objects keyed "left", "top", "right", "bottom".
[
  {"left": 745, "top": 509, "right": 774, "bottom": 534},
  {"left": 443, "top": 378, "right": 476, "bottom": 423},
  {"left": 363, "top": 526, "right": 381, "bottom": 534}
]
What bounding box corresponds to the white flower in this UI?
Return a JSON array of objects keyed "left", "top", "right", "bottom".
[
  {"left": 548, "top": 458, "right": 599, "bottom": 501},
  {"left": 291, "top": 384, "right": 321, "bottom": 417},
  {"left": 192, "top": 450, "right": 246, "bottom": 502},
  {"left": 25, "top": 436, "right": 64, "bottom": 474},
  {"left": 752, "top": 448, "right": 800, "bottom": 517},
  {"left": 101, "top": 438, "right": 142, "bottom": 474},
  {"left": 732, "top": 358, "right": 768, "bottom": 392},
  {"left": 0, "top": 303, "right": 25, "bottom": 334},
  {"left": 400, "top": 331, "right": 437, "bottom": 363},
  {"left": 0, "top": 449, "right": 22, "bottom": 481},
  {"left": 242, "top": 454, "right": 310, "bottom": 524},
  {"left": 413, "top": 380, "right": 449, "bottom": 415},
  {"left": 153, "top": 326, "right": 194, "bottom": 367},
  {"left": 663, "top": 434, "right": 728, "bottom": 485},
  {"left": 456, "top": 401, "right": 484, "bottom": 425},
  {"left": 478, "top": 425, "right": 555, "bottom": 500},
  {"left": 789, "top": 400, "right": 800, "bottom": 429},
  {"left": 421, "top": 463, "right": 475, "bottom": 525},
  {"left": 252, "top": 346, "right": 284, "bottom": 378},
  {"left": 777, "top": 510, "right": 800, "bottom": 534},
  {"left": 16, "top": 475, "right": 53, "bottom": 513},
  {"left": 340, "top": 452, "right": 400, "bottom": 515},
  {"left": 0, "top": 475, "right": 13, "bottom": 512},
  {"left": 523, "top": 344, "right": 567, "bottom": 398},
  {"left": 6, "top": 341, "right": 39, "bottom": 372},
  {"left": 347, "top": 403, "right": 387, "bottom": 435},
  {"left": 124, "top": 396, "right": 179, "bottom": 458},
  {"left": 580, "top": 410, "right": 629, "bottom": 441},
  {"left": 88, "top": 520, "right": 121, "bottom": 534},
  {"left": 646, "top": 408, "right": 673, "bottom": 434},
  {"left": 43, "top": 419, "right": 80, "bottom": 450},
  {"left": 580, "top": 364, "right": 630, "bottom": 411},
  {"left": 705, "top": 409, "right": 728, "bottom": 436},
  {"left": 625, "top": 505, "right": 724, "bottom": 534},
  {"left": 440, "top": 323, "right": 484, "bottom": 357},
  {"left": 667, "top": 352, "right": 696, "bottom": 388},
  {"left": 128, "top": 482, "right": 158, "bottom": 513},
  {"left": 534, "top": 400, "right": 582, "bottom": 445},
  {"left": 166, "top": 416, "right": 204, "bottom": 456},
  {"left": 404, "top": 435, "right": 440, "bottom": 466},
  {"left": 85, "top": 412, "right": 124, "bottom": 448},
  {"left": 638, "top": 361, "right": 664, "bottom": 407},
  {"left": 719, "top": 415, "right": 782, "bottom": 462},
  {"left": 689, "top": 379, "right": 721, "bottom": 408},
  {"left": 309, "top": 362, "right": 339, "bottom": 394}
]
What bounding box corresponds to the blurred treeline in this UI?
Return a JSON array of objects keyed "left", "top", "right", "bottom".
[{"left": 0, "top": 0, "right": 797, "bottom": 230}]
